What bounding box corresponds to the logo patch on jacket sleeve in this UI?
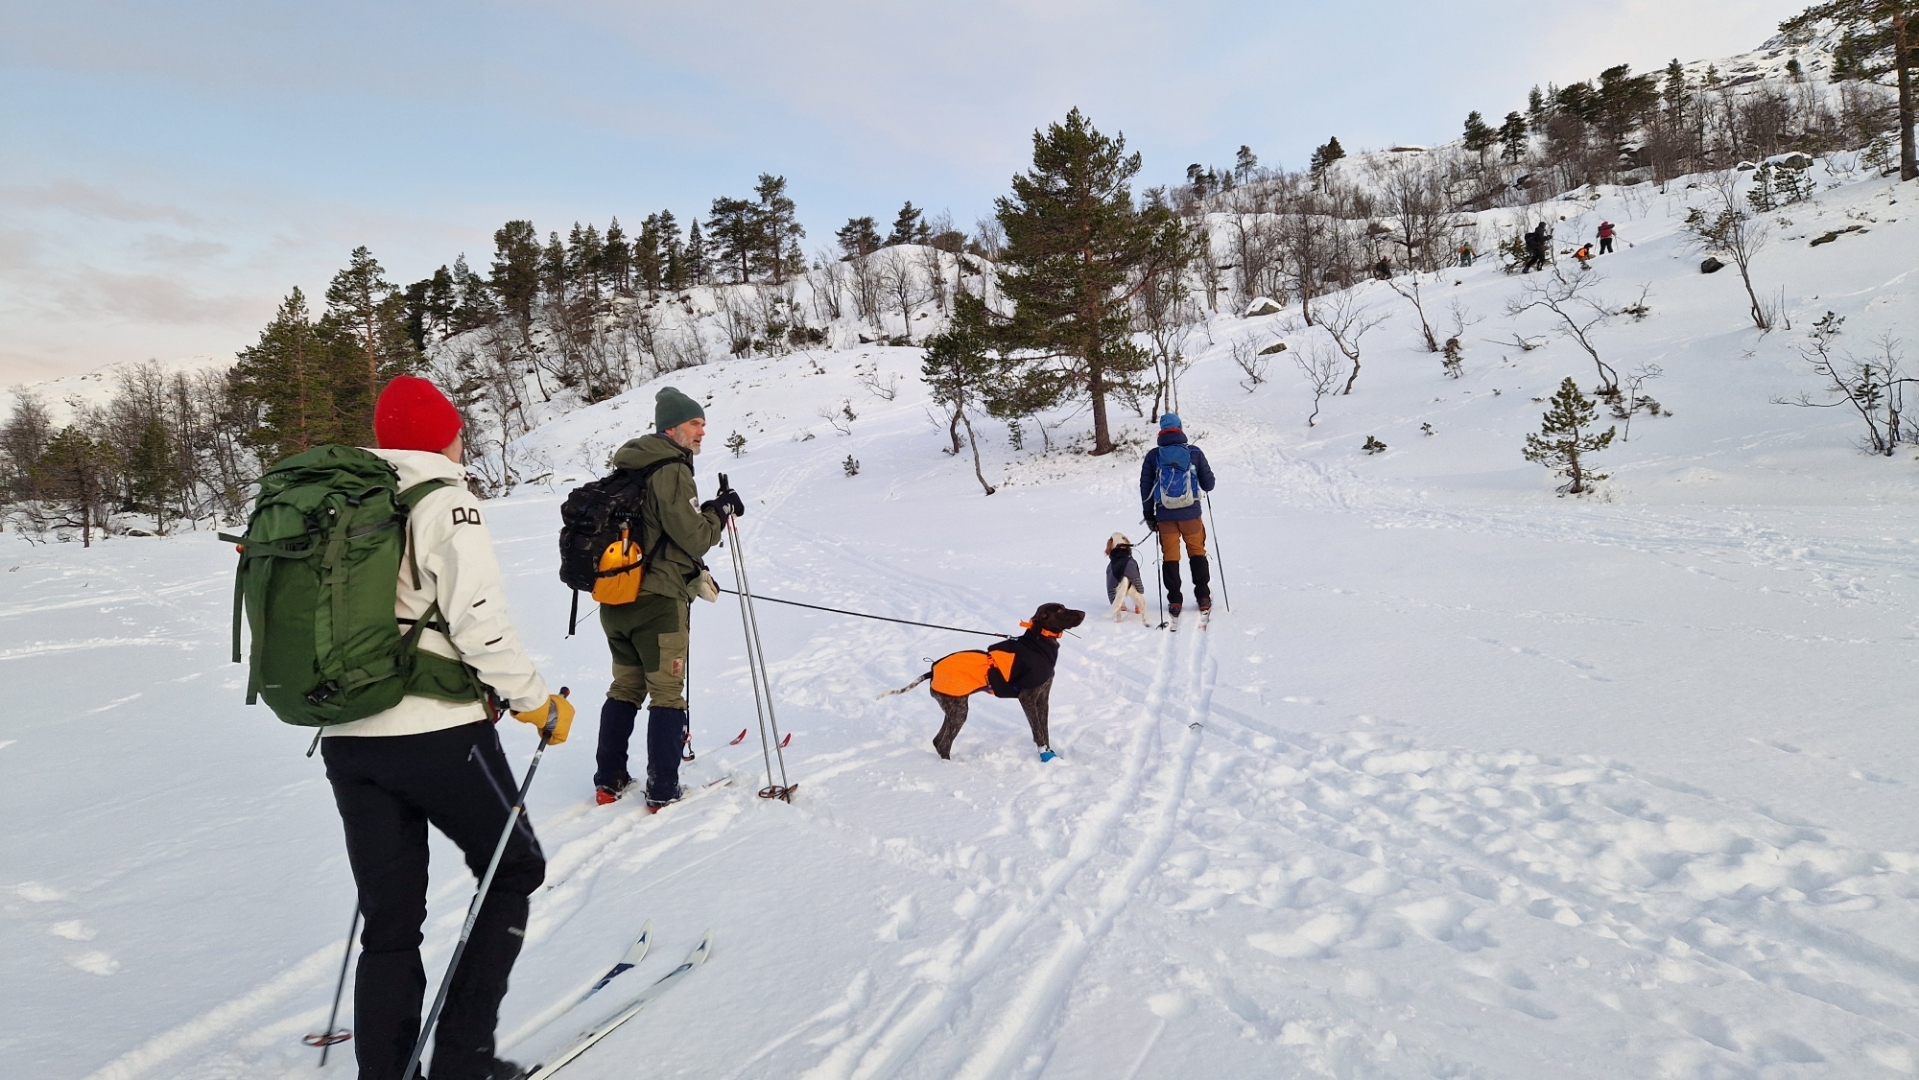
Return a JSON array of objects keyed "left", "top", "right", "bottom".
[{"left": 452, "top": 507, "right": 482, "bottom": 526}]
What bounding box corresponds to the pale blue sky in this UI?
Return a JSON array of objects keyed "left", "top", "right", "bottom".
[{"left": 0, "top": 0, "right": 1804, "bottom": 383}]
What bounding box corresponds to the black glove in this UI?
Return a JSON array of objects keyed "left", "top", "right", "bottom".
[
  {"left": 1142, "top": 501, "right": 1158, "bottom": 528},
  {"left": 701, "top": 490, "right": 745, "bottom": 521}
]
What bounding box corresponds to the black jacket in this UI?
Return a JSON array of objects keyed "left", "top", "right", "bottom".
[{"left": 985, "top": 629, "right": 1061, "bottom": 698}]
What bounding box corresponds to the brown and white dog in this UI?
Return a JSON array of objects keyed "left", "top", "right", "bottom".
[{"left": 880, "top": 603, "right": 1085, "bottom": 760}]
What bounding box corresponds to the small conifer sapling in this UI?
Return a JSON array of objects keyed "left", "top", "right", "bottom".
[
  {"left": 725, "top": 431, "right": 747, "bottom": 457},
  {"left": 1523, "top": 377, "right": 1615, "bottom": 494}
]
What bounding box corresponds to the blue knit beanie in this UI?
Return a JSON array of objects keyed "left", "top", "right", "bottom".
[{"left": 1159, "top": 412, "right": 1182, "bottom": 430}]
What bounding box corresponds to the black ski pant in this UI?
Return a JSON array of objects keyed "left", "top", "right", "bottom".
[
  {"left": 1599, "top": 236, "right": 1614, "bottom": 254},
  {"left": 931, "top": 681, "right": 1051, "bottom": 758},
  {"left": 1160, "top": 555, "right": 1211, "bottom": 607},
  {"left": 322, "top": 722, "right": 546, "bottom": 1080}
]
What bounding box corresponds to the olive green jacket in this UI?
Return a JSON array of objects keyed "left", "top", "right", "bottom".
[{"left": 611, "top": 433, "right": 724, "bottom": 602}]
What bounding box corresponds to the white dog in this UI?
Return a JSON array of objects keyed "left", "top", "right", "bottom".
[{"left": 1104, "top": 532, "right": 1150, "bottom": 625}]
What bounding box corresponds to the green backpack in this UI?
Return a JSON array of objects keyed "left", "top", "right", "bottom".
[{"left": 222, "top": 445, "right": 482, "bottom": 728}]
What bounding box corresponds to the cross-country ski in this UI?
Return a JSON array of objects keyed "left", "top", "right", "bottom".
[{"left": 524, "top": 932, "right": 714, "bottom": 1080}]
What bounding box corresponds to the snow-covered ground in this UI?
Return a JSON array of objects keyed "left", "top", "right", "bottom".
[{"left": 5, "top": 157, "right": 1919, "bottom": 1080}]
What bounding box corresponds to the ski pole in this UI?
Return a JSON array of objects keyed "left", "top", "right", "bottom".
[
  {"left": 402, "top": 688, "right": 568, "bottom": 1080},
  {"left": 718, "top": 474, "right": 793, "bottom": 802},
  {"left": 303, "top": 904, "right": 359, "bottom": 1065},
  {"left": 1147, "top": 522, "right": 1167, "bottom": 629},
  {"left": 1203, "top": 491, "right": 1231, "bottom": 612}
]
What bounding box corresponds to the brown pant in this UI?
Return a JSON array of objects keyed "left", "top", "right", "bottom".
[
  {"left": 1156, "top": 517, "right": 1207, "bottom": 560},
  {"left": 931, "top": 681, "right": 1052, "bottom": 759}
]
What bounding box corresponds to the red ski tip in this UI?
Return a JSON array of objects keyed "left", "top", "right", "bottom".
[
  {"left": 779, "top": 732, "right": 792, "bottom": 748},
  {"left": 729, "top": 729, "right": 748, "bottom": 746}
]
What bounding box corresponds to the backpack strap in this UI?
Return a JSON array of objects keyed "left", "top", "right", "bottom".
[
  {"left": 391, "top": 478, "right": 485, "bottom": 705},
  {"left": 629, "top": 453, "right": 693, "bottom": 578},
  {"left": 396, "top": 478, "right": 454, "bottom": 589}
]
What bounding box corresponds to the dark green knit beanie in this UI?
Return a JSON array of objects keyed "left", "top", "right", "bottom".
[{"left": 655, "top": 386, "right": 704, "bottom": 432}]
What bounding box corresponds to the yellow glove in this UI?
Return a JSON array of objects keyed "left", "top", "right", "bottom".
[{"left": 512, "top": 693, "right": 575, "bottom": 745}]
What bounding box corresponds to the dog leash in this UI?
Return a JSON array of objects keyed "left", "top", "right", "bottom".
[{"left": 712, "top": 588, "right": 1002, "bottom": 637}]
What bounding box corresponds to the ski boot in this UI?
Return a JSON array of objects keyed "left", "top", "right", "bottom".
[{"left": 594, "top": 776, "right": 635, "bottom": 806}]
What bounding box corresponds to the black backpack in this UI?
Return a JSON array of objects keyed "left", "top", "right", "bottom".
[{"left": 558, "top": 457, "right": 681, "bottom": 633}]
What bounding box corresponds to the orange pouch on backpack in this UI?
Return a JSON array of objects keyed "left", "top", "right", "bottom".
[{"left": 592, "top": 530, "right": 644, "bottom": 604}]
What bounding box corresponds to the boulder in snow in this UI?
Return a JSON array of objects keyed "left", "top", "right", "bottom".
[
  {"left": 1243, "top": 297, "right": 1283, "bottom": 317},
  {"left": 1701, "top": 257, "right": 1727, "bottom": 274},
  {"left": 1777, "top": 152, "right": 1814, "bottom": 170}
]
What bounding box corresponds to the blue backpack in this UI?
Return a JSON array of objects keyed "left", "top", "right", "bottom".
[{"left": 1154, "top": 444, "right": 1198, "bottom": 510}]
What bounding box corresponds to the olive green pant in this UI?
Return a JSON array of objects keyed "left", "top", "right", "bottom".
[{"left": 600, "top": 593, "right": 690, "bottom": 709}]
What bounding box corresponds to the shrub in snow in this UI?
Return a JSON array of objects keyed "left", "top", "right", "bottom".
[
  {"left": 842, "top": 454, "right": 860, "bottom": 477},
  {"left": 1362, "top": 435, "right": 1388, "bottom": 455},
  {"left": 1775, "top": 312, "right": 1912, "bottom": 457}
]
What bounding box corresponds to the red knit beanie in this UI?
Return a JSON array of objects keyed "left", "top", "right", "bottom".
[{"left": 374, "top": 376, "right": 462, "bottom": 452}]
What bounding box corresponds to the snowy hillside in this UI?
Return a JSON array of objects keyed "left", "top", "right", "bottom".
[
  {"left": 5, "top": 146, "right": 1919, "bottom": 1080},
  {"left": 0, "top": 353, "right": 226, "bottom": 428}
]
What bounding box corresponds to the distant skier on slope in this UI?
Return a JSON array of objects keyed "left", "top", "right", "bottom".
[
  {"left": 324, "top": 377, "right": 573, "bottom": 1080},
  {"left": 1522, "top": 223, "right": 1551, "bottom": 273},
  {"left": 1140, "top": 413, "right": 1216, "bottom": 620},
  {"left": 1597, "top": 220, "right": 1616, "bottom": 254},
  {"left": 590, "top": 387, "right": 739, "bottom": 810}
]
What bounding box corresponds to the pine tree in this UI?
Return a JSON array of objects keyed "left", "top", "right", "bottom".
[
  {"left": 425, "top": 266, "right": 455, "bottom": 336},
  {"left": 541, "top": 231, "right": 569, "bottom": 306},
  {"left": 232, "top": 288, "right": 337, "bottom": 459},
  {"left": 1463, "top": 111, "right": 1496, "bottom": 157},
  {"left": 837, "top": 216, "right": 883, "bottom": 258},
  {"left": 753, "top": 174, "right": 805, "bottom": 283},
  {"left": 450, "top": 254, "right": 494, "bottom": 332},
  {"left": 1663, "top": 59, "right": 1688, "bottom": 116},
  {"left": 707, "top": 195, "right": 757, "bottom": 283},
  {"left": 684, "top": 220, "right": 708, "bottom": 286},
  {"left": 321, "top": 247, "right": 418, "bottom": 446},
  {"left": 489, "top": 221, "right": 542, "bottom": 327},
  {"left": 1309, "top": 136, "right": 1346, "bottom": 174},
  {"left": 995, "top": 107, "right": 1191, "bottom": 455},
  {"left": 919, "top": 292, "right": 1003, "bottom": 494},
  {"left": 655, "top": 211, "right": 683, "bottom": 291},
  {"left": 885, "top": 202, "right": 926, "bottom": 246},
  {"left": 402, "top": 278, "right": 432, "bottom": 352},
  {"left": 1234, "top": 144, "right": 1258, "bottom": 181},
  {"left": 1522, "top": 377, "right": 1615, "bottom": 494},
  {"left": 1498, "top": 111, "right": 1530, "bottom": 162},
  {"left": 603, "top": 217, "right": 631, "bottom": 295},
  {"left": 637, "top": 214, "right": 665, "bottom": 296}
]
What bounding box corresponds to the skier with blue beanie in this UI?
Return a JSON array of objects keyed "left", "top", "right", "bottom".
[{"left": 1139, "top": 413, "right": 1216, "bottom": 619}]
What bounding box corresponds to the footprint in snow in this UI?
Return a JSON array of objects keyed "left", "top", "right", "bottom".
[{"left": 879, "top": 894, "right": 920, "bottom": 941}]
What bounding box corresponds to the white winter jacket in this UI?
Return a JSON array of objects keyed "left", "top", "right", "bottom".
[{"left": 321, "top": 449, "right": 549, "bottom": 739}]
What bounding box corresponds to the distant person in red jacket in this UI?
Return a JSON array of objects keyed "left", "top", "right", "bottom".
[{"left": 1597, "top": 220, "right": 1616, "bottom": 255}]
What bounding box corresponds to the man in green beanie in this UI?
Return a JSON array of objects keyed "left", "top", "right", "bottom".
[{"left": 593, "top": 386, "right": 744, "bottom": 808}]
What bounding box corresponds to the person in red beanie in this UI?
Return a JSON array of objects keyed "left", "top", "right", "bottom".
[{"left": 321, "top": 376, "right": 573, "bottom": 1080}]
